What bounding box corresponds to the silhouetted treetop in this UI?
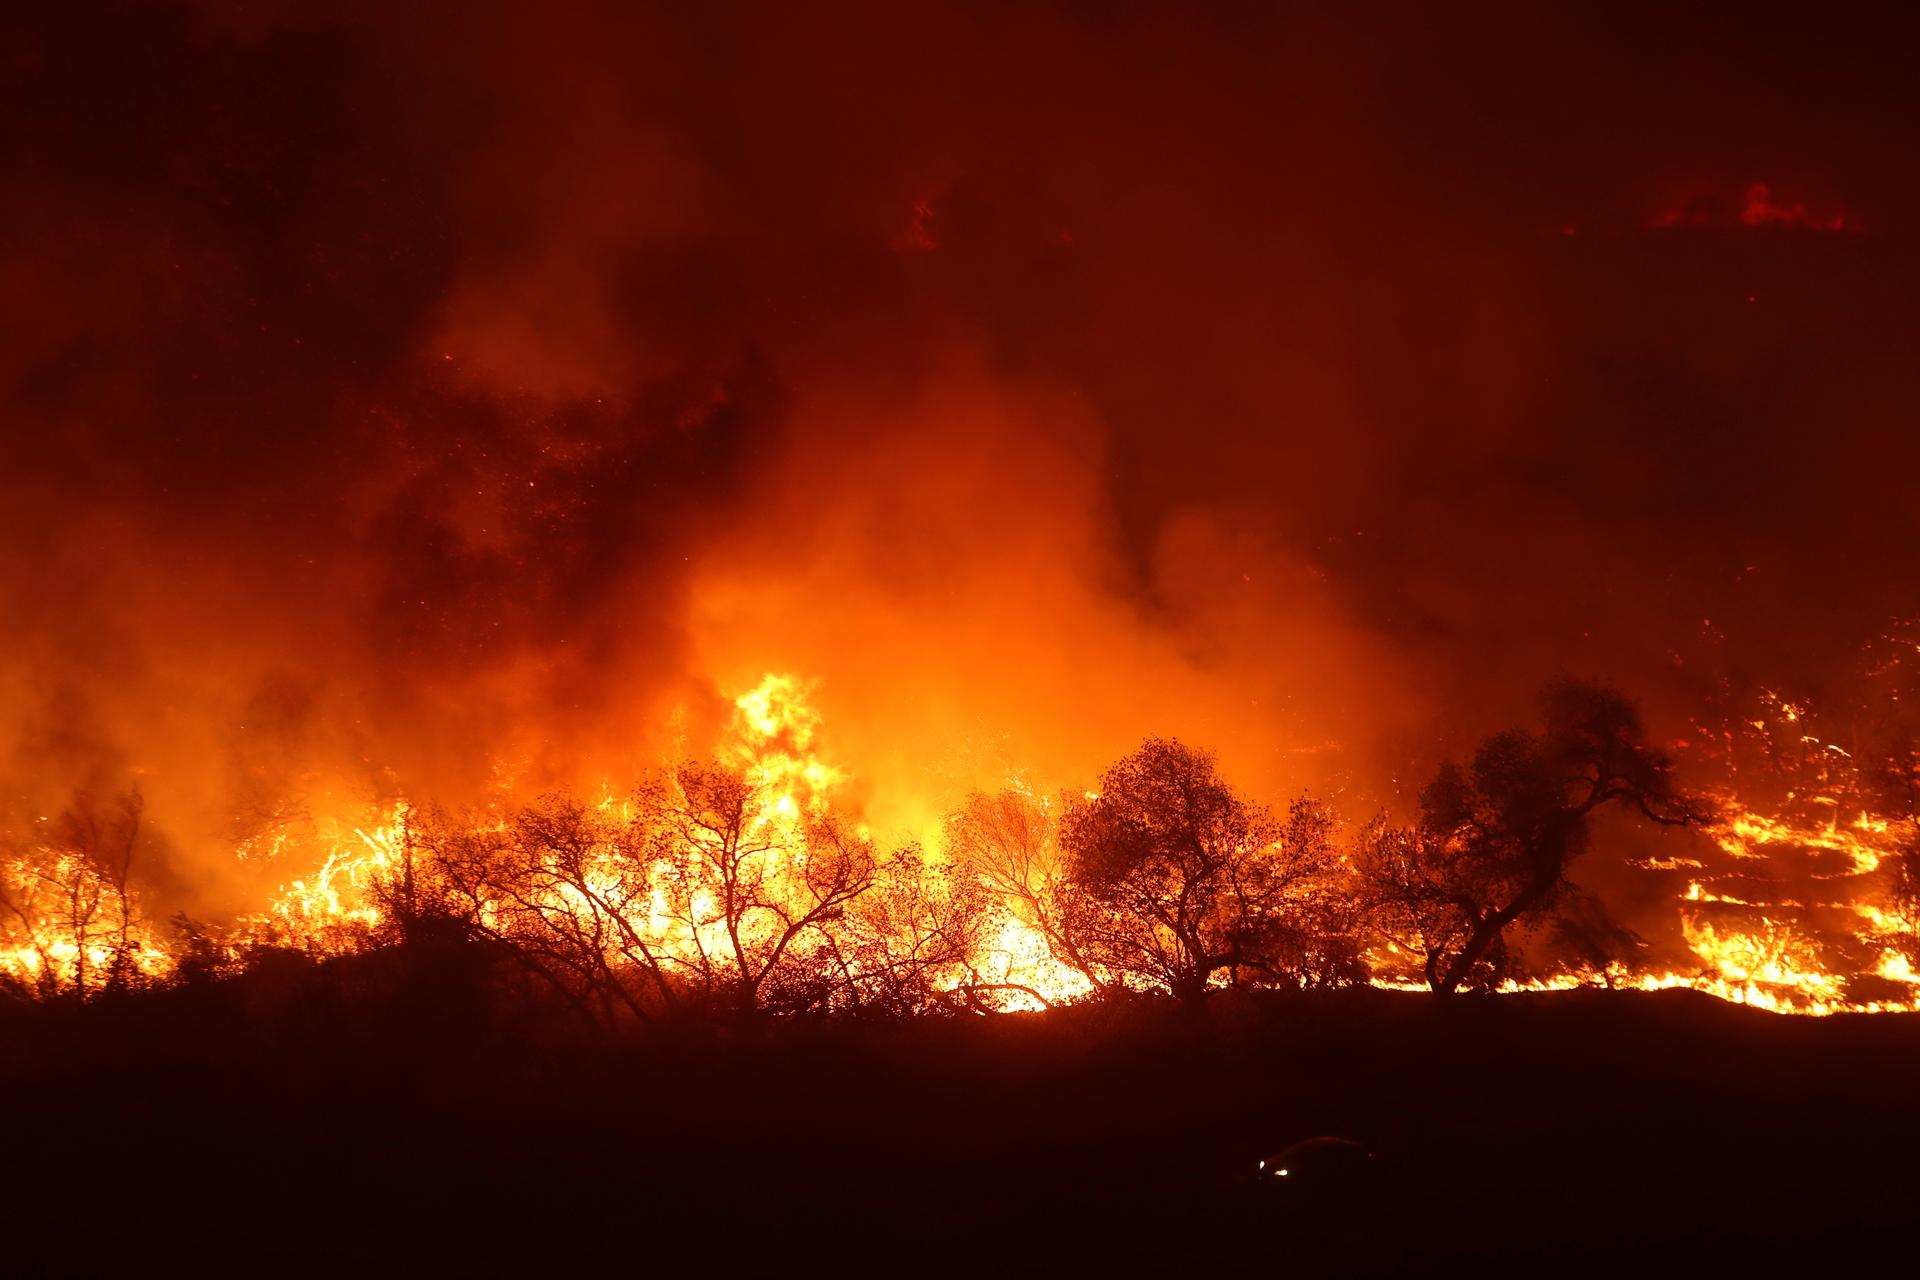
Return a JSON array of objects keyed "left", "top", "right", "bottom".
[{"left": 1063, "top": 738, "right": 1275, "bottom": 896}]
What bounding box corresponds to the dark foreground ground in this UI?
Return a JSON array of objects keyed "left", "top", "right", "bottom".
[{"left": 6, "top": 949, "right": 1918, "bottom": 1276}]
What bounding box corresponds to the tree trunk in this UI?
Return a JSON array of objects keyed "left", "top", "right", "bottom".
[{"left": 1433, "top": 876, "right": 1556, "bottom": 995}]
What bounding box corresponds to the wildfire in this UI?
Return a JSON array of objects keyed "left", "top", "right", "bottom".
[
  {"left": 218, "top": 673, "right": 1091, "bottom": 1011},
  {"left": 1, "top": 801, "right": 166, "bottom": 998},
  {"left": 1653, "top": 793, "right": 1920, "bottom": 1013},
  {"left": 726, "top": 674, "right": 843, "bottom": 826},
  {"left": 8, "top": 673, "right": 1920, "bottom": 1016},
  {"left": 248, "top": 804, "right": 413, "bottom": 950},
  {"left": 1708, "top": 804, "right": 1885, "bottom": 875}
]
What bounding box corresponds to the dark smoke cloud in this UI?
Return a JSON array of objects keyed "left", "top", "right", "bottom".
[{"left": 3, "top": 0, "right": 1918, "bottom": 910}]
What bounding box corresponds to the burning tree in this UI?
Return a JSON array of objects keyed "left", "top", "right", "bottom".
[
  {"left": 397, "top": 796, "right": 681, "bottom": 1026},
  {"left": 643, "top": 761, "right": 879, "bottom": 1015},
  {"left": 946, "top": 786, "right": 1109, "bottom": 1004},
  {"left": 1053, "top": 738, "right": 1356, "bottom": 1002},
  {"left": 0, "top": 790, "right": 150, "bottom": 999},
  {"left": 380, "top": 758, "right": 990, "bottom": 1022},
  {"left": 833, "top": 847, "right": 995, "bottom": 1014},
  {"left": 1362, "top": 682, "right": 1698, "bottom": 995}
]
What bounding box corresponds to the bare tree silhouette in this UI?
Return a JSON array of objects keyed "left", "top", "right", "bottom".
[
  {"left": 644, "top": 762, "right": 876, "bottom": 1015},
  {"left": 0, "top": 789, "right": 147, "bottom": 998},
  {"left": 396, "top": 797, "right": 674, "bottom": 1026},
  {"left": 378, "top": 764, "right": 999, "bottom": 1021}
]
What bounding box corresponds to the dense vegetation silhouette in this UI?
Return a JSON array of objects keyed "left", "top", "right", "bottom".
[{"left": 0, "top": 682, "right": 1839, "bottom": 1017}]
